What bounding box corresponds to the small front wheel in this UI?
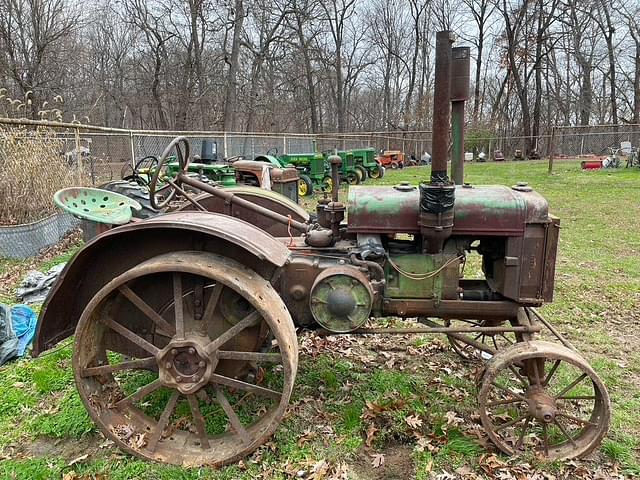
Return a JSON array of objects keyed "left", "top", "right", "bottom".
[
  {"left": 297, "top": 174, "right": 314, "bottom": 197},
  {"left": 354, "top": 166, "right": 367, "bottom": 183},
  {"left": 478, "top": 340, "right": 610, "bottom": 460},
  {"left": 368, "top": 165, "right": 382, "bottom": 179},
  {"left": 346, "top": 172, "right": 360, "bottom": 185},
  {"left": 322, "top": 176, "right": 333, "bottom": 192}
]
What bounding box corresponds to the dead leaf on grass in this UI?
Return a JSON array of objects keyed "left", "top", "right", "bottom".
[
  {"left": 405, "top": 414, "right": 423, "bottom": 429},
  {"left": 370, "top": 453, "right": 385, "bottom": 468},
  {"left": 67, "top": 453, "right": 88, "bottom": 466},
  {"left": 365, "top": 424, "right": 378, "bottom": 447}
]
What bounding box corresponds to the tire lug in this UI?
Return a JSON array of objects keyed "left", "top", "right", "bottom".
[
  {"left": 198, "top": 361, "right": 206, "bottom": 368},
  {"left": 176, "top": 375, "right": 183, "bottom": 383},
  {"left": 165, "top": 362, "right": 172, "bottom": 369},
  {"left": 188, "top": 347, "right": 196, "bottom": 355}
]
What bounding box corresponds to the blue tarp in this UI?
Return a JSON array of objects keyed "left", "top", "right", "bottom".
[
  {"left": 0, "top": 304, "right": 37, "bottom": 365},
  {"left": 11, "top": 305, "right": 37, "bottom": 357}
]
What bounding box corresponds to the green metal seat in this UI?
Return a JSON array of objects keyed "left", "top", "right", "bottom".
[{"left": 54, "top": 187, "right": 142, "bottom": 225}]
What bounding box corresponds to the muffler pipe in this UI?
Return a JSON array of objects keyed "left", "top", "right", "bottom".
[
  {"left": 450, "top": 46, "right": 471, "bottom": 185},
  {"left": 420, "top": 31, "right": 455, "bottom": 254}
]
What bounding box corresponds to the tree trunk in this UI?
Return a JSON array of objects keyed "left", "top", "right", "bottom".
[{"left": 223, "top": 0, "right": 245, "bottom": 132}]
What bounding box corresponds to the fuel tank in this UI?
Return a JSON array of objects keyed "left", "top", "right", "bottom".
[{"left": 347, "top": 184, "right": 551, "bottom": 235}]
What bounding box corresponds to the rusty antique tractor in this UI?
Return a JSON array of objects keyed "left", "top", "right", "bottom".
[{"left": 35, "top": 31, "right": 610, "bottom": 467}]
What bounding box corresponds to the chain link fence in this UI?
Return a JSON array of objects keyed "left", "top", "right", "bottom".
[
  {"left": 552, "top": 124, "right": 640, "bottom": 158},
  {"left": 2, "top": 117, "right": 636, "bottom": 256}
]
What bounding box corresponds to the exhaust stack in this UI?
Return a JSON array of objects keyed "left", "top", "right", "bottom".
[
  {"left": 450, "top": 46, "right": 471, "bottom": 185},
  {"left": 419, "top": 31, "right": 456, "bottom": 254}
]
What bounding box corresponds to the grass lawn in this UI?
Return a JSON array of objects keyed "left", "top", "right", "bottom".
[{"left": 0, "top": 159, "right": 638, "bottom": 479}]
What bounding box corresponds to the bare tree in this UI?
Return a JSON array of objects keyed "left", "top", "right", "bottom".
[{"left": 0, "top": 0, "right": 79, "bottom": 117}]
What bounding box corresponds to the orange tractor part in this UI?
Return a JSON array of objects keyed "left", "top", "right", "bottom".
[{"left": 377, "top": 150, "right": 406, "bottom": 169}]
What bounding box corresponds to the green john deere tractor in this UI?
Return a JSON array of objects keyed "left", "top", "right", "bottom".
[
  {"left": 350, "top": 147, "right": 385, "bottom": 179},
  {"left": 256, "top": 149, "right": 331, "bottom": 197},
  {"left": 332, "top": 150, "right": 364, "bottom": 185}
]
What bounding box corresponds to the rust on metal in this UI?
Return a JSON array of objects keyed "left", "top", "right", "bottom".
[
  {"left": 73, "top": 251, "right": 298, "bottom": 467},
  {"left": 431, "top": 30, "right": 454, "bottom": 181}
]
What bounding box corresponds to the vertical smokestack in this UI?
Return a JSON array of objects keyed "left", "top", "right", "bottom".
[
  {"left": 450, "top": 46, "right": 470, "bottom": 185},
  {"left": 420, "top": 31, "right": 456, "bottom": 254},
  {"left": 431, "top": 31, "right": 454, "bottom": 184}
]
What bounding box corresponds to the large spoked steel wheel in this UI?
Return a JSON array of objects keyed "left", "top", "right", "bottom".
[
  {"left": 73, "top": 251, "right": 297, "bottom": 467},
  {"left": 478, "top": 340, "right": 610, "bottom": 460}
]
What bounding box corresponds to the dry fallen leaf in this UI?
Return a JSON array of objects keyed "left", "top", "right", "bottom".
[
  {"left": 365, "top": 424, "right": 378, "bottom": 447},
  {"left": 405, "top": 414, "right": 423, "bottom": 429},
  {"left": 67, "top": 453, "right": 89, "bottom": 466},
  {"left": 371, "top": 453, "right": 385, "bottom": 468}
]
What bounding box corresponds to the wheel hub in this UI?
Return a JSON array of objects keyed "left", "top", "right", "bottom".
[
  {"left": 157, "top": 337, "right": 216, "bottom": 394},
  {"left": 527, "top": 386, "right": 557, "bottom": 423}
]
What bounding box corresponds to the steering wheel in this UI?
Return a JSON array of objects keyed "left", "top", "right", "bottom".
[
  {"left": 266, "top": 147, "right": 278, "bottom": 156},
  {"left": 122, "top": 155, "right": 159, "bottom": 186},
  {"left": 149, "top": 136, "right": 191, "bottom": 210}
]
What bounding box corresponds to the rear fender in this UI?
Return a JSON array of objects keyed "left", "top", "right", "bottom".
[
  {"left": 177, "top": 186, "right": 309, "bottom": 237},
  {"left": 33, "top": 212, "right": 290, "bottom": 355}
]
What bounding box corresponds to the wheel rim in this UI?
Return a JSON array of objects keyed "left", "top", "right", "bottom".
[
  {"left": 347, "top": 173, "right": 358, "bottom": 185},
  {"left": 298, "top": 179, "right": 308, "bottom": 196},
  {"left": 323, "top": 177, "right": 333, "bottom": 191},
  {"left": 478, "top": 340, "right": 610, "bottom": 460},
  {"left": 369, "top": 167, "right": 380, "bottom": 178},
  {"left": 73, "top": 251, "right": 297, "bottom": 467}
]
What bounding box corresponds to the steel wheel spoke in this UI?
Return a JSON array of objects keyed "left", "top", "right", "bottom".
[
  {"left": 211, "top": 373, "right": 281, "bottom": 400},
  {"left": 187, "top": 394, "right": 210, "bottom": 449},
  {"left": 556, "top": 412, "right": 597, "bottom": 427},
  {"left": 115, "top": 378, "right": 162, "bottom": 407},
  {"left": 217, "top": 351, "right": 282, "bottom": 363},
  {"left": 102, "top": 317, "right": 159, "bottom": 355},
  {"left": 81, "top": 357, "right": 155, "bottom": 377},
  {"left": 530, "top": 358, "right": 542, "bottom": 386},
  {"left": 147, "top": 390, "right": 180, "bottom": 452},
  {"left": 494, "top": 413, "right": 528, "bottom": 432},
  {"left": 485, "top": 396, "right": 525, "bottom": 408},
  {"left": 215, "top": 387, "right": 251, "bottom": 444},
  {"left": 491, "top": 382, "right": 527, "bottom": 401},
  {"left": 202, "top": 283, "right": 224, "bottom": 323},
  {"left": 205, "top": 310, "right": 261, "bottom": 355},
  {"left": 557, "top": 395, "right": 595, "bottom": 400},
  {"left": 508, "top": 365, "right": 529, "bottom": 388},
  {"left": 118, "top": 285, "right": 176, "bottom": 336},
  {"left": 173, "top": 273, "right": 185, "bottom": 339},
  {"left": 553, "top": 418, "right": 577, "bottom": 448},
  {"left": 516, "top": 415, "right": 532, "bottom": 449},
  {"left": 499, "top": 333, "right": 514, "bottom": 345},
  {"left": 543, "top": 359, "right": 561, "bottom": 387},
  {"left": 555, "top": 373, "right": 587, "bottom": 399}
]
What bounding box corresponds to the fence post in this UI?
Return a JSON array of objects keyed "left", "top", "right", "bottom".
[
  {"left": 283, "top": 135, "right": 287, "bottom": 155},
  {"left": 129, "top": 131, "right": 136, "bottom": 168},
  {"left": 547, "top": 126, "right": 556, "bottom": 175},
  {"left": 74, "top": 126, "right": 87, "bottom": 180},
  {"left": 223, "top": 132, "right": 228, "bottom": 158}
]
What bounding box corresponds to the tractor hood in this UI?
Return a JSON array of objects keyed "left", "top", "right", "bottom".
[{"left": 347, "top": 184, "right": 550, "bottom": 236}]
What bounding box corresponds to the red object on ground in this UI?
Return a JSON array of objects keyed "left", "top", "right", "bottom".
[{"left": 581, "top": 160, "right": 603, "bottom": 170}]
